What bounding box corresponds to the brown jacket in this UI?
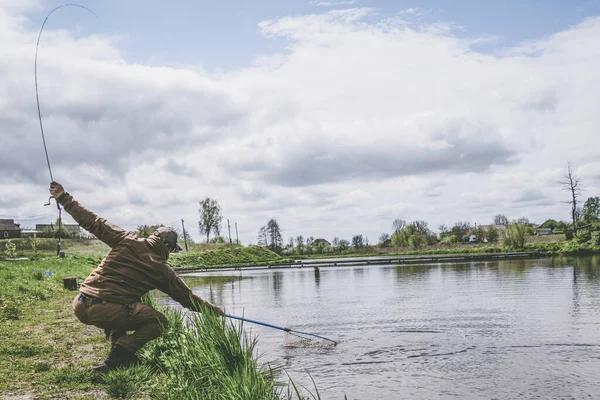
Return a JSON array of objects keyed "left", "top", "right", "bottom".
[{"left": 58, "top": 192, "right": 206, "bottom": 311}]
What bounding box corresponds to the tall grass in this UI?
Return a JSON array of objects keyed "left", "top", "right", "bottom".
[
  {"left": 141, "top": 296, "right": 281, "bottom": 399},
  {"left": 98, "top": 295, "right": 311, "bottom": 399}
]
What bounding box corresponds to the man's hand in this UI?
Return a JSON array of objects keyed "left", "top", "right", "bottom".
[{"left": 49, "top": 181, "right": 64, "bottom": 198}]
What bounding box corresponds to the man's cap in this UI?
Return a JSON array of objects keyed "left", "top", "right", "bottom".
[{"left": 154, "top": 227, "right": 183, "bottom": 252}]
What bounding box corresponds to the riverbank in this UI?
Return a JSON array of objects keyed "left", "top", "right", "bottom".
[
  {"left": 172, "top": 241, "right": 600, "bottom": 272},
  {"left": 293, "top": 240, "right": 600, "bottom": 260},
  {"left": 0, "top": 255, "right": 312, "bottom": 399}
]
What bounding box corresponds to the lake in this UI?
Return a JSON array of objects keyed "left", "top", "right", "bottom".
[{"left": 161, "top": 256, "right": 600, "bottom": 399}]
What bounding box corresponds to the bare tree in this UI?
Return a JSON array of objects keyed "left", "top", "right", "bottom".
[
  {"left": 257, "top": 226, "right": 267, "bottom": 246},
  {"left": 559, "top": 162, "right": 582, "bottom": 232},
  {"left": 392, "top": 218, "right": 406, "bottom": 233},
  {"left": 493, "top": 214, "right": 508, "bottom": 226}
]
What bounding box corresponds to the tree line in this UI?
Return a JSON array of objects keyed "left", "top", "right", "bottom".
[{"left": 139, "top": 162, "right": 599, "bottom": 253}]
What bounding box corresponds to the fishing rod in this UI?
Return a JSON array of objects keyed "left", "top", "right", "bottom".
[
  {"left": 225, "top": 313, "right": 339, "bottom": 345},
  {"left": 35, "top": 4, "right": 98, "bottom": 255}
]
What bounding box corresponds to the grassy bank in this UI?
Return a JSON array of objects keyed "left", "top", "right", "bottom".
[
  {"left": 170, "top": 246, "right": 291, "bottom": 269},
  {"left": 0, "top": 255, "right": 320, "bottom": 399},
  {"left": 293, "top": 240, "right": 600, "bottom": 260}
]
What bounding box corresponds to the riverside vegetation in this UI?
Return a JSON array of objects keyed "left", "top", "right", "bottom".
[{"left": 0, "top": 248, "right": 330, "bottom": 399}]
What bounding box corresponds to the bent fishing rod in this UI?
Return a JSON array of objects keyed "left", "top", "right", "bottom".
[
  {"left": 225, "top": 313, "right": 339, "bottom": 345},
  {"left": 35, "top": 4, "right": 98, "bottom": 255}
]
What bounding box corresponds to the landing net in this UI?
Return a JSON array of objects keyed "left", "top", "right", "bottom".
[{"left": 283, "top": 331, "right": 337, "bottom": 348}]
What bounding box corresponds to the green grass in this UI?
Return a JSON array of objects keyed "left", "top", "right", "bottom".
[
  {"left": 294, "top": 240, "right": 600, "bottom": 260},
  {"left": 170, "top": 245, "right": 291, "bottom": 269},
  {"left": 0, "top": 255, "right": 330, "bottom": 399}
]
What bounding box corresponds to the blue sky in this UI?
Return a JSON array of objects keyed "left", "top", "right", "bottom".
[
  {"left": 2, "top": 0, "right": 600, "bottom": 243},
  {"left": 26, "top": 0, "right": 600, "bottom": 70}
]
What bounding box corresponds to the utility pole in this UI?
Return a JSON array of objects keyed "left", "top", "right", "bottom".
[
  {"left": 235, "top": 222, "right": 239, "bottom": 245},
  {"left": 227, "top": 219, "right": 233, "bottom": 245},
  {"left": 181, "top": 218, "right": 188, "bottom": 252}
]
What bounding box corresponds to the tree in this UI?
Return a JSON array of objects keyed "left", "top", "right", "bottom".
[
  {"left": 288, "top": 236, "right": 295, "bottom": 248},
  {"left": 331, "top": 237, "right": 340, "bottom": 247},
  {"left": 583, "top": 197, "right": 600, "bottom": 223},
  {"left": 257, "top": 226, "right": 267, "bottom": 246},
  {"left": 44, "top": 218, "right": 72, "bottom": 239},
  {"left": 392, "top": 218, "right": 406, "bottom": 234},
  {"left": 182, "top": 227, "right": 195, "bottom": 244},
  {"left": 474, "top": 225, "right": 486, "bottom": 243},
  {"left": 391, "top": 221, "right": 431, "bottom": 248},
  {"left": 485, "top": 225, "right": 499, "bottom": 243},
  {"left": 198, "top": 197, "right": 223, "bottom": 242},
  {"left": 306, "top": 236, "right": 315, "bottom": 246},
  {"left": 338, "top": 239, "right": 350, "bottom": 250},
  {"left": 451, "top": 221, "right": 472, "bottom": 243},
  {"left": 559, "top": 162, "right": 582, "bottom": 232},
  {"left": 516, "top": 217, "right": 531, "bottom": 226},
  {"left": 501, "top": 222, "right": 526, "bottom": 248},
  {"left": 493, "top": 214, "right": 508, "bottom": 226},
  {"left": 438, "top": 224, "right": 449, "bottom": 235},
  {"left": 137, "top": 224, "right": 164, "bottom": 238},
  {"left": 210, "top": 236, "right": 226, "bottom": 243},
  {"left": 351, "top": 235, "right": 364, "bottom": 249},
  {"left": 378, "top": 233, "right": 390, "bottom": 246},
  {"left": 266, "top": 219, "right": 283, "bottom": 253}
]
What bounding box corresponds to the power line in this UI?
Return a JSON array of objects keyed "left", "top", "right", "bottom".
[{"left": 0, "top": 213, "right": 55, "bottom": 221}]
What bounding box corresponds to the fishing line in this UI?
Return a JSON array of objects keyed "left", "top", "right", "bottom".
[{"left": 35, "top": 4, "right": 98, "bottom": 255}]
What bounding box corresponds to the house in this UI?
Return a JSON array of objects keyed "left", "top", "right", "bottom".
[
  {"left": 536, "top": 228, "right": 552, "bottom": 236},
  {"left": 312, "top": 238, "right": 331, "bottom": 246},
  {"left": 0, "top": 219, "right": 21, "bottom": 239},
  {"left": 36, "top": 223, "right": 82, "bottom": 237}
]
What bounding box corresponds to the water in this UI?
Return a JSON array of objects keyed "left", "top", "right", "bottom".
[{"left": 160, "top": 256, "right": 600, "bottom": 399}]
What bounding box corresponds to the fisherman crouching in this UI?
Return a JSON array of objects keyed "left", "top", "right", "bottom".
[{"left": 49, "top": 181, "right": 222, "bottom": 372}]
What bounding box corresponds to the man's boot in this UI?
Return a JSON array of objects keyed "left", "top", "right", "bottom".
[{"left": 92, "top": 345, "right": 139, "bottom": 373}]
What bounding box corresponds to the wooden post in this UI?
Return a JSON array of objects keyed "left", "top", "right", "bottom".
[
  {"left": 235, "top": 222, "right": 239, "bottom": 245},
  {"left": 227, "top": 219, "right": 233, "bottom": 245},
  {"left": 63, "top": 276, "right": 77, "bottom": 290},
  {"left": 181, "top": 219, "right": 188, "bottom": 252}
]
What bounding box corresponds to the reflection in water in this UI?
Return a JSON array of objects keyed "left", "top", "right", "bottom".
[
  {"left": 314, "top": 266, "right": 320, "bottom": 288},
  {"left": 166, "top": 256, "right": 600, "bottom": 400},
  {"left": 574, "top": 255, "right": 600, "bottom": 281}
]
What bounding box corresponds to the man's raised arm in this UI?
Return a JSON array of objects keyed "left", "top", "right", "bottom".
[{"left": 49, "top": 181, "right": 127, "bottom": 248}]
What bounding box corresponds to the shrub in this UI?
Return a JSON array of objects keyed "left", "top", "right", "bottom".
[
  {"left": 501, "top": 222, "right": 526, "bottom": 249},
  {"left": 4, "top": 240, "right": 16, "bottom": 258},
  {"left": 28, "top": 234, "right": 40, "bottom": 255}
]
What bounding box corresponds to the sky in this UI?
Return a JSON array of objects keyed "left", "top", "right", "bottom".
[{"left": 1, "top": 0, "right": 600, "bottom": 245}]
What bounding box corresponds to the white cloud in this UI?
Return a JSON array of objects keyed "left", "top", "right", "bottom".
[
  {"left": 1, "top": 5, "right": 600, "bottom": 245},
  {"left": 311, "top": 0, "right": 357, "bottom": 8}
]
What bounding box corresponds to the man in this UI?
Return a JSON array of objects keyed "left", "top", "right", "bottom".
[{"left": 49, "top": 181, "right": 222, "bottom": 372}]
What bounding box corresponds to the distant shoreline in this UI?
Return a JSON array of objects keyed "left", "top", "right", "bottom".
[{"left": 175, "top": 250, "right": 569, "bottom": 273}]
